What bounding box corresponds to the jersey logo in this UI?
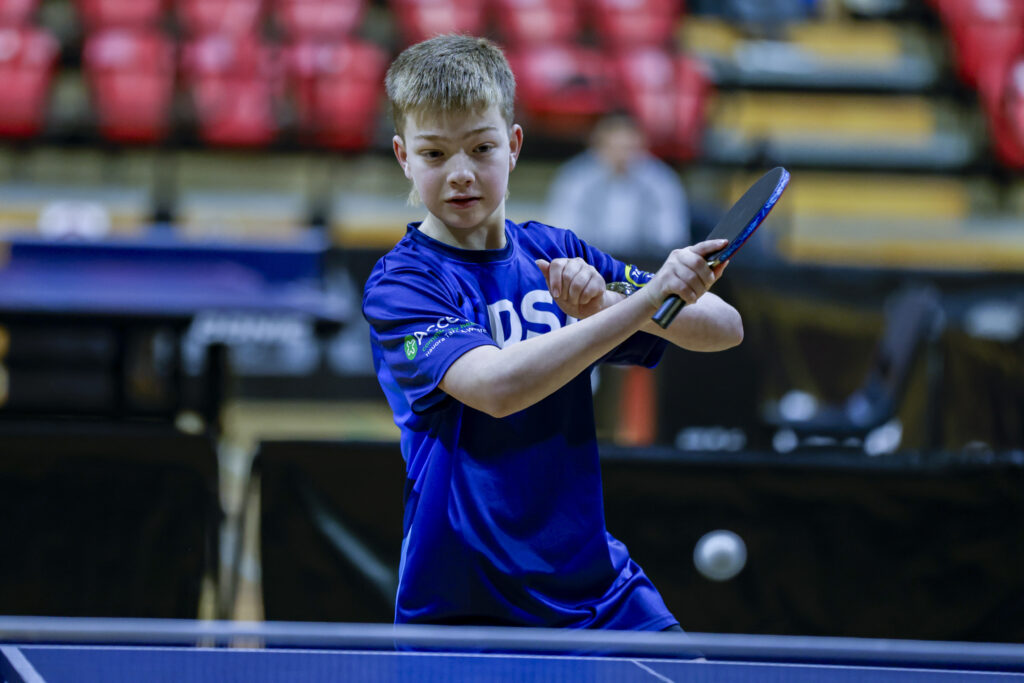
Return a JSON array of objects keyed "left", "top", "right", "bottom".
[
  {"left": 404, "top": 316, "right": 480, "bottom": 360},
  {"left": 486, "top": 289, "right": 571, "bottom": 348},
  {"left": 403, "top": 335, "right": 418, "bottom": 360},
  {"left": 625, "top": 264, "right": 653, "bottom": 288}
]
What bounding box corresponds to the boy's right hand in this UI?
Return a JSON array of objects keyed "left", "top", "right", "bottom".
[
  {"left": 641, "top": 239, "right": 730, "bottom": 311},
  {"left": 535, "top": 257, "right": 609, "bottom": 320}
]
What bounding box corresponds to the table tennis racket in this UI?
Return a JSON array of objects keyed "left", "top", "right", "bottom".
[{"left": 652, "top": 166, "right": 790, "bottom": 329}]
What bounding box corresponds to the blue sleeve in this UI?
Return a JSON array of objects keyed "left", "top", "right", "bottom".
[
  {"left": 363, "top": 267, "right": 497, "bottom": 414},
  {"left": 561, "top": 230, "right": 668, "bottom": 368}
]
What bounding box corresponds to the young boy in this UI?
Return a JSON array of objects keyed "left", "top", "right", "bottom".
[{"left": 362, "top": 35, "right": 742, "bottom": 631}]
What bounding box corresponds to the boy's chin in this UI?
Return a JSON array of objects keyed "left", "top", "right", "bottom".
[{"left": 434, "top": 205, "right": 500, "bottom": 229}]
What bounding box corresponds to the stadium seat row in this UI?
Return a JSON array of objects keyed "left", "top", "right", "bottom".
[
  {"left": 0, "top": 26, "right": 387, "bottom": 148},
  {"left": 510, "top": 43, "right": 708, "bottom": 160},
  {"left": 0, "top": 21, "right": 709, "bottom": 158},
  {"left": 0, "top": 0, "right": 365, "bottom": 40},
  {"left": 0, "top": 0, "right": 686, "bottom": 48},
  {"left": 394, "top": 0, "right": 681, "bottom": 49}
]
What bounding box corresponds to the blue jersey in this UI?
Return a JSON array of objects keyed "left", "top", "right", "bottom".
[{"left": 362, "top": 219, "right": 676, "bottom": 630}]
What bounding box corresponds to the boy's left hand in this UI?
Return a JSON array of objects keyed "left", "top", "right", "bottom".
[{"left": 536, "top": 258, "right": 610, "bottom": 319}]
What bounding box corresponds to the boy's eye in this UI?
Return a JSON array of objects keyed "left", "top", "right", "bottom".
[
  {"left": 421, "top": 150, "right": 443, "bottom": 159},
  {"left": 475, "top": 144, "right": 495, "bottom": 154}
]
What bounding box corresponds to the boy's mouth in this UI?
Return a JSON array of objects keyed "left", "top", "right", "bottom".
[{"left": 446, "top": 196, "right": 480, "bottom": 209}]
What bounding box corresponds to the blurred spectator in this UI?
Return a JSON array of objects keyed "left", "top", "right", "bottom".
[{"left": 545, "top": 113, "right": 689, "bottom": 259}]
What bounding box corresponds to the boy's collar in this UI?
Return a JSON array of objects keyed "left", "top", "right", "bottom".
[
  {"left": 407, "top": 221, "right": 515, "bottom": 263},
  {"left": 418, "top": 212, "right": 509, "bottom": 251}
]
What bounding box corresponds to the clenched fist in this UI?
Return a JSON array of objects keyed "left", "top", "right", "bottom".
[{"left": 535, "top": 257, "right": 610, "bottom": 320}]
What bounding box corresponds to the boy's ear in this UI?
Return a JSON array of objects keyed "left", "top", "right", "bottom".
[
  {"left": 393, "top": 135, "right": 412, "bottom": 179},
  {"left": 508, "top": 124, "right": 523, "bottom": 171}
]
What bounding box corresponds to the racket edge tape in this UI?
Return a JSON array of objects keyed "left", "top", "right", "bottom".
[{"left": 652, "top": 167, "right": 790, "bottom": 329}]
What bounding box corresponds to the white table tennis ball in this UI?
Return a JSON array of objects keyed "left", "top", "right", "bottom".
[{"left": 694, "top": 530, "right": 747, "bottom": 581}]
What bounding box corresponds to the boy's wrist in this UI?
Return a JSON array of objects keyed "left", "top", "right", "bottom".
[
  {"left": 637, "top": 284, "right": 661, "bottom": 312},
  {"left": 599, "top": 289, "right": 625, "bottom": 311},
  {"left": 606, "top": 280, "right": 659, "bottom": 311},
  {"left": 606, "top": 282, "right": 663, "bottom": 317},
  {"left": 605, "top": 281, "right": 637, "bottom": 296}
]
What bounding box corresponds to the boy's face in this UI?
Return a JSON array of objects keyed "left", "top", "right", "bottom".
[{"left": 393, "top": 105, "right": 522, "bottom": 241}]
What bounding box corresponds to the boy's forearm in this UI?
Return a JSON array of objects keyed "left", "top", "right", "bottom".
[
  {"left": 640, "top": 292, "right": 744, "bottom": 351},
  {"left": 441, "top": 292, "right": 657, "bottom": 417},
  {"left": 595, "top": 291, "right": 743, "bottom": 352}
]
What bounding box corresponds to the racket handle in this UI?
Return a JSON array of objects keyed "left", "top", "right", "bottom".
[
  {"left": 653, "top": 295, "right": 684, "bottom": 329},
  {"left": 651, "top": 257, "right": 720, "bottom": 328}
]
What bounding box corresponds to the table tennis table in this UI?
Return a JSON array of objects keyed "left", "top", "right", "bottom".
[
  {"left": 0, "top": 232, "right": 349, "bottom": 429},
  {"left": 3, "top": 617, "right": 1024, "bottom": 683}
]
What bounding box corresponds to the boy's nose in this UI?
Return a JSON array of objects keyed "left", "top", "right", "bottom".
[{"left": 447, "top": 155, "right": 474, "bottom": 186}]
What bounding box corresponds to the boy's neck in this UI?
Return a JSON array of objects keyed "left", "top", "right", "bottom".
[{"left": 419, "top": 211, "right": 508, "bottom": 251}]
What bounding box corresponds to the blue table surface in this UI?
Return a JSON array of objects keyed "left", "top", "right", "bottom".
[
  {"left": 4, "top": 645, "right": 1024, "bottom": 683},
  {"left": 5, "top": 618, "right": 1024, "bottom": 683},
  {"left": 0, "top": 234, "right": 348, "bottom": 321}
]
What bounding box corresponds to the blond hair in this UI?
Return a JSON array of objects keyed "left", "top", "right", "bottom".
[{"left": 385, "top": 34, "right": 516, "bottom": 138}]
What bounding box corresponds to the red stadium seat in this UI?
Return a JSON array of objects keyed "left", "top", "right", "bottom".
[
  {"left": 181, "top": 34, "right": 278, "bottom": 146},
  {"left": 931, "top": 0, "right": 1024, "bottom": 25},
  {"left": 0, "top": 0, "right": 39, "bottom": 26},
  {"left": 177, "top": 0, "right": 264, "bottom": 36},
  {"left": 0, "top": 26, "right": 59, "bottom": 139},
  {"left": 590, "top": 0, "right": 682, "bottom": 49},
  {"left": 83, "top": 29, "right": 175, "bottom": 143},
  {"left": 284, "top": 39, "right": 386, "bottom": 150},
  {"left": 935, "top": 0, "right": 1024, "bottom": 94},
  {"left": 275, "top": 0, "right": 365, "bottom": 40},
  {"left": 611, "top": 47, "right": 709, "bottom": 161},
  {"left": 388, "top": 0, "right": 486, "bottom": 47},
  {"left": 507, "top": 43, "right": 612, "bottom": 138},
  {"left": 975, "top": 24, "right": 1024, "bottom": 106},
  {"left": 491, "top": 0, "right": 581, "bottom": 47},
  {"left": 74, "top": 0, "right": 164, "bottom": 30},
  {"left": 985, "top": 58, "right": 1024, "bottom": 168}
]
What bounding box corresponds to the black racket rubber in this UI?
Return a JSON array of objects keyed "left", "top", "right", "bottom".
[{"left": 652, "top": 167, "right": 790, "bottom": 328}]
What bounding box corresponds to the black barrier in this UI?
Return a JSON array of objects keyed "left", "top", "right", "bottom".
[
  {"left": 0, "top": 424, "right": 220, "bottom": 618},
  {"left": 256, "top": 440, "right": 1024, "bottom": 641},
  {"left": 258, "top": 440, "right": 404, "bottom": 623},
  {"left": 600, "top": 446, "right": 1024, "bottom": 642}
]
